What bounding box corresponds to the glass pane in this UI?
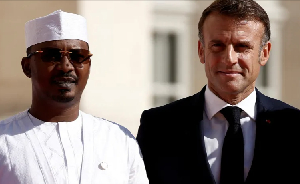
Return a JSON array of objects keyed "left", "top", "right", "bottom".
[
  {"left": 169, "top": 33, "right": 176, "bottom": 83},
  {"left": 153, "top": 32, "right": 177, "bottom": 83}
]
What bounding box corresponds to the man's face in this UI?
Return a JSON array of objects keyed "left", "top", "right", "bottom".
[
  {"left": 198, "top": 12, "right": 271, "bottom": 98},
  {"left": 25, "top": 39, "right": 91, "bottom": 104}
]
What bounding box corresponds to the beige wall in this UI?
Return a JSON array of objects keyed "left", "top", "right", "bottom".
[
  {"left": 78, "top": 1, "right": 152, "bottom": 136},
  {"left": 281, "top": 1, "right": 300, "bottom": 108}
]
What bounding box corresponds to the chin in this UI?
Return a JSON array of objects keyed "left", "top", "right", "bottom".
[
  {"left": 50, "top": 89, "right": 76, "bottom": 103},
  {"left": 220, "top": 83, "right": 244, "bottom": 94},
  {"left": 51, "top": 95, "right": 75, "bottom": 103}
]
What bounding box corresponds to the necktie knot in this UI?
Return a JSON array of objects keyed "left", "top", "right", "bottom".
[
  {"left": 220, "top": 106, "right": 242, "bottom": 126},
  {"left": 220, "top": 106, "right": 242, "bottom": 134}
]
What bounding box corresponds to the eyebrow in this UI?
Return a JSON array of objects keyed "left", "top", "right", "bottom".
[
  {"left": 209, "top": 40, "right": 253, "bottom": 47},
  {"left": 236, "top": 41, "right": 254, "bottom": 49},
  {"left": 236, "top": 41, "right": 252, "bottom": 45},
  {"left": 209, "top": 40, "right": 224, "bottom": 44}
]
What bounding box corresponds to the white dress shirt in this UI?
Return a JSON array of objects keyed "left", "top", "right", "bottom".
[{"left": 202, "top": 85, "right": 256, "bottom": 184}]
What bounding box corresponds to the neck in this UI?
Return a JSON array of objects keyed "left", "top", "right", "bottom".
[
  {"left": 208, "top": 85, "right": 255, "bottom": 105},
  {"left": 29, "top": 99, "right": 80, "bottom": 122}
]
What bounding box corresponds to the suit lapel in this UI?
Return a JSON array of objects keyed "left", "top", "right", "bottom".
[
  {"left": 185, "top": 86, "right": 216, "bottom": 184},
  {"left": 246, "top": 89, "right": 273, "bottom": 183}
]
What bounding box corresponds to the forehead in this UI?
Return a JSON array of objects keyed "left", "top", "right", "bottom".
[
  {"left": 203, "top": 12, "right": 264, "bottom": 43},
  {"left": 30, "top": 39, "right": 89, "bottom": 51}
]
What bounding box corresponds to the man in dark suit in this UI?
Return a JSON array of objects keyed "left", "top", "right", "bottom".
[{"left": 137, "top": 0, "right": 300, "bottom": 183}]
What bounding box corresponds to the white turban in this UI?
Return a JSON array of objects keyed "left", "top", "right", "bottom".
[{"left": 25, "top": 10, "right": 88, "bottom": 48}]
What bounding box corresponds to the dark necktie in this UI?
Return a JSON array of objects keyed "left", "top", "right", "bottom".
[{"left": 219, "top": 106, "right": 244, "bottom": 184}]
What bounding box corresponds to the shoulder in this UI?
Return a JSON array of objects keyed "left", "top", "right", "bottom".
[
  {"left": 139, "top": 91, "right": 204, "bottom": 135},
  {"left": 256, "top": 90, "right": 300, "bottom": 123},
  {"left": 142, "top": 92, "right": 202, "bottom": 119},
  {"left": 0, "top": 111, "right": 28, "bottom": 126},
  {"left": 0, "top": 111, "right": 29, "bottom": 153},
  {"left": 80, "top": 111, "right": 135, "bottom": 140},
  {"left": 0, "top": 111, "right": 29, "bottom": 137},
  {"left": 80, "top": 111, "right": 142, "bottom": 160},
  {"left": 256, "top": 90, "right": 299, "bottom": 111}
]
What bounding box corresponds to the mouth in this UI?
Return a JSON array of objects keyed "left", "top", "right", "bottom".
[
  {"left": 52, "top": 77, "right": 77, "bottom": 88},
  {"left": 218, "top": 71, "right": 242, "bottom": 77}
]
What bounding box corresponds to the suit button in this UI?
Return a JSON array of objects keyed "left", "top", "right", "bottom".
[{"left": 99, "top": 162, "right": 108, "bottom": 170}]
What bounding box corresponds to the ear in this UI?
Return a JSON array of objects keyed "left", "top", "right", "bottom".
[
  {"left": 21, "top": 57, "right": 31, "bottom": 78},
  {"left": 89, "top": 59, "right": 92, "bottom": 74},
  {"left": 86, "top": 59, "right": 92, "bottom": 78},
  {"left": 198, "top": 40, "right": 205, "bottom": 64},
  {"left": 259, "top": 41, "right": 271, "bottom": 66}
]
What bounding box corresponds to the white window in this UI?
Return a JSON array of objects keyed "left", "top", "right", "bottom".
[{"left": 151, "top": 1, "right": 196, "bottom": 107}]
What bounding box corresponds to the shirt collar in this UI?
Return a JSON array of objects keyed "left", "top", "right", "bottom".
[
  {"left": 204, "top": 85, "right": 256, "bottom": 120},
  {"left": 28, "top": 110, "right": 81, "bottom": 125}
]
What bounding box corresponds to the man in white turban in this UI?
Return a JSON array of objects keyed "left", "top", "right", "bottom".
[{"left": 0, "top": 10, "right": 149, "bottom": 184}]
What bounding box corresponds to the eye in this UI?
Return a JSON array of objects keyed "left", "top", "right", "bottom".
[
  {"left": 235, "top": 44, "right": 250, "bottom": 52},
  {"left": 70, "top": 53, "right": 84, "bottom": 62},
  {"left": 41, "top": 49, "right": 61, "bottom": 62},
  {"left": 210, "top": 43, "right": 224, "bottom": 52},
  {"left": 212, "top": 43, "right": 222, "bottom": 47},
  {"left": 69, "top": 49, "right": 91, "bottom": 63}
]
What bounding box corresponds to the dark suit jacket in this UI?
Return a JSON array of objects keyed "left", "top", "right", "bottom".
[{"left": 137, "top": 87, "right": 300, "bottom": 184}]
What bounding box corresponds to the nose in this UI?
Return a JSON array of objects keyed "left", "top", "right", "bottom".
[
  {"left": 56, "top": 55, "right": 74, "bottom": 72},
  {"left": 225, "top": 45, "right": 238, "bottom": 64}
]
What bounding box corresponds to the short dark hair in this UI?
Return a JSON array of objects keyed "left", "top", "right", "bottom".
[{"left": 198, "top": 0, "right": 270, "bottom": 48}]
